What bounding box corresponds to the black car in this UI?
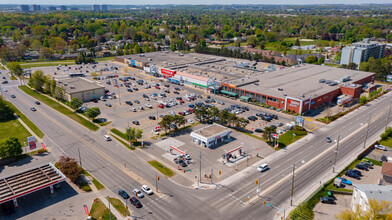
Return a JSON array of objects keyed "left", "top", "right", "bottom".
[
  {"left": 326, "top": 137, "right": 332, "bottom": 143},
  {"left": 133, "top": 87, "right": 139, "bottom": 91},
  {"left": 148, "top": 116, "right": 156, "bottom": 120},
  {"left": 270, "top": 125, "right": 277, "bottom": 129},
  {"left": 175, "top": 87, "right": 180, "bottom": 91},
  {"left": 132, "top": 121, "right": 140, "bottom": 125},
  {"left": 130, "top": 197, "right": 143, "bottom": 208},
  {"left": 134, "top": 100, "right": 140, "bottom": 104},
  {"left": 248, "top": 116, "right": 258, "bottom": 121},
  {"left": 345, "top": 170, "right": 361, "bottom": 180},
  {"left": 174, "top": 91, "right": 179, "bottom": 94},
  {"left": 31, "top": 107, "right": 36, "bottom": 111},
  {"left": 255, "top": 128, "right": 263, "bottom": 133},
  {"left": 170, "top": 123, "right": 178, "bottom": 130},
  {"left": 127, "top": 88, "right": 133, "bottom": 92},
  {"left": 348, "top": 169, "right": 362, "bottom": 176},
  {"left": 256, "top": 113, "right": 265, "bottom": 117},
  {"left": 358, "top": 162, "right": 373, "bottom": 169},
  {"left": 125, "top": 101, "right": 133, "bottom": 105},
  {"left": 118, "top": 190, "right": 130, "bottom": 199},
  {"left": 242, "top": 106, "right": 249, "bottom": 111},
  {"left": 105, "top": 103, "right": 112, "bottom": 107},
  {"left": 320, "top": 197, "right": 335, "bottom": 204},
  {"left": 355, "top": 164, "right": 369, "bottom": 171},
  {"left": 35, "top": 101, "right": 41, "bottom": 105},
  {"left": 10, "top": 94, "right": 15, "bottom": 98},
  {"left": 381, "top": 155, "right": 387, "bottom": 162}
]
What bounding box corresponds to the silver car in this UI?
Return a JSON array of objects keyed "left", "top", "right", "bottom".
[{"left": 133, "top": 188, "right": 144, "bottom": 198}]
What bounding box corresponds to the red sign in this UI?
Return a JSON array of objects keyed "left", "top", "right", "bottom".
[
  {"left": 170, "top": 146, "right": 185, "bottom": 155},
  {"left": 83, "top": 205, "right": 89, "bottom": 215},
  {"left": 41, "top": 143, "right": 46, "bottom": 151},
  {"left": 161, "top": 68, "right": 176, "bottom": 77}
]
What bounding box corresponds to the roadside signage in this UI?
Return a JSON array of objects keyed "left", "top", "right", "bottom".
[
  {"left": 295, "top": 116, "right": 305, "bottom": 127},
  {"left": 266, "top": 203, "right": 273, "bottom": 207},
  {"left": 27, "top": 136, "right": 37, "bottom": 150},
  {"left": 160, "top": 68, "right": 176, "bottom": 77}
]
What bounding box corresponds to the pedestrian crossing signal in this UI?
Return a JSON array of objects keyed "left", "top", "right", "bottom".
[
  {"left": 219, "top": 170, "right": 221, "bottom": 175},
  {"left": 263, "top": 201, "right": 266, "bottom": 206},
  {"left": 184, "top": 170, "right": 186, "bottom": 173},
  {"left": 255, "top": 179, "right": 259, "bottom": 185}
]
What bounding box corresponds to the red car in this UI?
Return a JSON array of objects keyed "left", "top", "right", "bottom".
[
  {"left": 155, "top": 86, "right": 160, "bottom": 89},
  {"left": 189, "top": 97, "right": 194, "bottom": 100},
  {"left": 188, "top": 108, "right": 195, "bottom": 113},
  {"left": 158, "top": 104, "right": 165, "bottom": 109},
  {"left": 114, "top": 74, "right": 118, "bottom": 77},
  {"left": 178, "top": 112, "right": 186, "bottom": 116},
  {"left": 179, "top": 99, "right": 184, "bottom": 103}
]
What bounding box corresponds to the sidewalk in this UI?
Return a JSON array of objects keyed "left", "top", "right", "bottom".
[{"left": 16, "top": 116, "right": 45, "bottom": 154}]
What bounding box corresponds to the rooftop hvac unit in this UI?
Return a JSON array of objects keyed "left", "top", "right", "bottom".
[
  {"left": 70, "top": 85, "right": 75, "bottom": 89},
  {"left": 58, "top": 81, "right": 62, "bottom": 84},
  {"left": 301, "top": 94, "right": 305, "bottom": 98},
  {"left": 64, "top": 83, "right": 68, "bottom": 86},
  {"left": 148, "top": 58, "right": 152, "bottom": 61},
  {"left": 283, "top": 93, "right": 287, "bottom": 96},
  {"left": 278, "top": 88, "right": 284, "bottom": 91}
]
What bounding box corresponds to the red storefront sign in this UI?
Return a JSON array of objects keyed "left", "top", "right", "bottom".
[{"left": 161, "top": 68, "right": 176, "bottom": 77}]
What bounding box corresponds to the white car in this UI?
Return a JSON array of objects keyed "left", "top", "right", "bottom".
[
  {"left": 133, "top": 188, "right": 144, "bottom": 198},
  {"left": 257, "top": 163, "right": 269, "bottom": 172},
  {"left": 103, "top": 135, "right": 111, "bottom": 141},
  {"left": 187, "top": 119, "right": 194, "bottom": 124},
  {"left": 3, "top": 88, "right": 7, "bottom": 92},
  {"left": 152, "top": 130, "right": 160, "bottom": 135},
  {"left": 374, "top": 144, "right": 387, "bottom": 151},
  {"left": 169, "top": 111, "right": 176, "bottom": 116},
  {"left": 130, "top": 108, "right": 137, "bottom": 112},
  {"left": 142, "top": 185, "right": 153, "bottom": 195},
  {"left": 277, "top": 130, "right": 284, "bottom": 135},
  {"left": 145, "top": 103, "right": 152, "bottom": 108}
]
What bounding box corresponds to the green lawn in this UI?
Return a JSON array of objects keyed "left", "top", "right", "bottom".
[
  {"left": 18, "top": 85, "right": 99, "bottom": 131},
  {"left": 379, "top": 137, "right": 392, "bottom": 148},
  {"left": 19, "top": 57, "right": 114, "bottom": 69},
  {"left": 90, "top": 198, "right": 115, "bottom": 220},
  {"left": 107, "top": 197, "right": 130, "bottom": 217},
  {"left": 82, "top": 169, "right": 105, "bottom": 190},
  {"left": 6, "top": 100, "right": 45, "bottom": 138},
  {"left": 112, "top": 135, "right": 135, "bottom": 150},
  {"left": 148, "top": 160, "right": 175, "bottom": 177},
  {"left": 0, "top": 119, "right": 32, "bottom": 144},
  {"left": 274, "top": 127, "right": 307, "bottom": 149}
]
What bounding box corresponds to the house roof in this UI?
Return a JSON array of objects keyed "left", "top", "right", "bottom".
[
  {"left": 382, "top": 162, "right": 392, "bottom": 177},
  {"left": 354, "top": 184, "right": 392, "bottom": 202}
]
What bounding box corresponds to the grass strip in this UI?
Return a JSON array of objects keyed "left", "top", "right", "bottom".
[
  {"left": 90, "top": 198, "right": 115, "bottom": 220},
  {"left": 93, "top": 119, "right": 112, "bottom": 126},
  {"left": 110, "top": 128, "right": 128, "bottom": 139},
  {"left": 5, "top": 100, "right": 45, "bottom": 138},
  {"left": 18, "top": 85, "right": 99, "bottom": 131},
  {"left": 363, "top": 157, "right": 383, "bottom": 166},
  {"left": 27, "top": 149, "right": 48, "bottom": 156},
  {"left": 82, "top": 169, "right": 105, "bottom": 190},
  {"left": 112, "top": 135, "right": 135, "bottom": 150},
  {"left": 0, "top": 119, "right": 32, "bottom": 145},
  {"left": 148, "top": 160, "right": 175, "bottom": 177},
  {"left": 107, "top": 197, "right": 130, "bottom": 217}
]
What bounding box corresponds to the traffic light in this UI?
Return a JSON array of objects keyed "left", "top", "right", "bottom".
[
  {"left": 263, "top": 201, "right": 266, "bottom": 206},
  {"left": 219, "top": 170, "right": 222, "bottom": 175},
  {"left": 157, "top": 176, "right": 160, "bottom": 181},
  {"left": 183, "top": 170, "right": 186, "bottom": 173},
  {"left": 255, "top": 179, "right": 259, "bottom": 185}
]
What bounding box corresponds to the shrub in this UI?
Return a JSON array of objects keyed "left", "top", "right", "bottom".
[{"left": 56, "top": 156, "right": 82, "bottom": 183}]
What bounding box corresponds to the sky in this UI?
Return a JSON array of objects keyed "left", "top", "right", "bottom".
[{"left": 5, "top": 0, "right": 392, "bottom": 5}]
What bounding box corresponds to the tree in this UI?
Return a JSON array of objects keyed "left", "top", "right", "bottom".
[
  {"left": 86, "top": 107, "right": 101, "bottom": 121},
  {"left": 158, "top": 116, "right": 171, "bottom": 134},
  {"left": 56, "top": 156, "right": 82, "bottom": 183},
  {"left": 347, "top": 62, "right": 358, "bottom": 70},
  {"left": 126, "top": 127, "right": 136, "bottom": 141},
  {"left": 0, "top": 96, "right": 14, "bottom": 121},
  {"left": 305, "top": 55, "right": 317, "bottom": 64},
  {"left": 0, "top": 137, "right": 23, "bottom": 159},
  {"left": 7, "top": 62, "right": 23, "bottom": 77},
  {"left": 134, "top": 44, "right": 141, "bottom": 54},
  {"left": 335, "top": 199, "right": 392, "bottom": 220},
  {"left": 194, "top": 107, "right": 208, "bottom": 122},
  {"left": 170, "top": 43, "right": 176, "bottom": 52},
  {"left": 317, "top": 57, "right": 325, "bottom": 65},
  {"left": 50, "top": 78, "right": 57, "bottom": 96},
  {"left": 54, "top": 86, "right": 64, "bottom": 101},
  {"left": 39, "top": 47, "right": 54, "bottom": 59},
  {"left": 360, "top": 96, "right": 368, "bottom": 105},
  {"left": 380, "top": 127, "right": 392, "bottom": 141},
  {"left": 31, "top": 70, "right": 46, "bottom": 91},
  {"left": 43, "top": 75, "right": 51, "bottom": 94},
  {"left": 263, "top": 126, "right": 276, "bottom": 141},
  {"left": 70, "top": 98, "right": 83, "bottom": 110},
  {"left": 136, "top": 129, "right": 143, "bottom": 141},
  {"left": 294, "top": 38, "right": 300, "bottom": 46}
]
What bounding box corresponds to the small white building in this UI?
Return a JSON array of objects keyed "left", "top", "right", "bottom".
[
  {"left": 351, "top": 184, "right": 392, "bottom": 212},
  {"left": 190, "top": 124, "right": 232, "bottom": 148}
]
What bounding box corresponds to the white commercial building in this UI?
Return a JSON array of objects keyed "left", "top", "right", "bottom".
[
  {"left": 351, "top": 184, "right": 392, "bottom": 212},
  {"left": 190, "top": 124, "right": 232, "bottom": 148}
]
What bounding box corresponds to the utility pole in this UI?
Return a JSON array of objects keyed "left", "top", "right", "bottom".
[
  {"left": 386, "top": 105, "right": 391, "bottom": 129},
  {"left": 333, "top": 134, "right": 340, "bottom": 173},
  {"left": 127, "top": 122, "right": 131, "bottom": 145},
  {"left": 211, "top": 168, "right": 213, "bottom": 184},
  {"left": 108, "top": 196, "right": 112, "bottom": 220},
  {"left": 290, "top": 164, "right": 295, "bottom": 206},
  {"left": 155, "top": 173, "right": 158, "bottom": 192},
  {"left": 363, "top": 113, "right": 371, "bottom": 149},
  {"left": 199, "top": 152, "right": 202, "bottom": 184},
  {"left": 78, "top": 147, "right": 82, "bottom": 168},
  {"left": 117, "top": 86, "right": 121, "bottom": 105}
]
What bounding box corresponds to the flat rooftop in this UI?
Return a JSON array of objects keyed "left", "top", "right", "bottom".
[
  {"left": 0, "top": 163, "right": 65, "bottom": 204},
  {"left": 191, "top": 124, "right": 231, "bottom": 139},
  {"left": 225, "top": 64, "right": 374, "bottom": 99},
  {"left": 58, "top": 77, "right": 105, "bottom": 94}
]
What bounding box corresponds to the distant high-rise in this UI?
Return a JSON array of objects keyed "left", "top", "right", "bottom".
[
  {"left": 19, "top": 5, "right": 29, "bottom": 12},
  {"left": 32, "top": 4, "right": 41, "bottom": 11},
  {"left": 92, "top": 5, "right": 100, "bottom": 11},
  {"left": 340, "top": 38, "right": 385, "bottom": 69},
  {"left": 48, "top": 6, "right": 57, "bottom": 11},
  {"left": 59, "top": 5, "right": 67, "bottom": 11},
  {"left": 100, "top": 5, "right": 108, "bottom": 11}
]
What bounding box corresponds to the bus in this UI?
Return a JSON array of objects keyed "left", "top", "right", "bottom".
[{"left": 69, "top": 73, "right": 86, "bottom": 77}]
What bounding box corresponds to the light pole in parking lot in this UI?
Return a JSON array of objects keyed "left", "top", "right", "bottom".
[
  {"left": 117, "top": 86, "right": 121, "bottom": 105},
  {"left": 363, "top": 113, "right": 371, "bottom": 149},
  {"left": 290, "top": 160, "right": 305, "bottom": 206}
]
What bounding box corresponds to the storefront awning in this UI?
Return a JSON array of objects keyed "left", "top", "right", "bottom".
[
  {"left": 240, "top": 96, "right": 251, "bottom": 101},
  {"left": 220, "top": 90, "right": 237, "bottom": 96}
]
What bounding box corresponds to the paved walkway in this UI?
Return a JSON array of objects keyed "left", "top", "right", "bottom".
[{"left": 15, "top": 116, "right": 45, "bottom": 154}]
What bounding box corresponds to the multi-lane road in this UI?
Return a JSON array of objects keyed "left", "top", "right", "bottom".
[{"left": 1, "top": 68, "right": 391, "bottom": 219}]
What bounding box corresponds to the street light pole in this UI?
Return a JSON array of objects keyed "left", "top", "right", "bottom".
[
  {"left": 290, "top": 164, "right": 295, "bottom": 206},
  {"left": 156, "top": 173, "right": 158, "bottom": 192},
  {"left": 108, "top": 196, "right": 112, "bottom": 220},
  {"left": 117, "top": 86, "right": 121, "bottom": 105},
  {"left": 333, "top": 134, "right": 340, "bottom": 173},
  {"left": 78, "top": 147, "right": 82, "bottom": 168},
  {"left": 199, "top": 152, "right": 202, "bottom": 184},
  {"left": 386, "top": 104, "right": 391, "bottom": 129},
  {"left": 363, "top": 113, "right": 371, "bottom": 149}
]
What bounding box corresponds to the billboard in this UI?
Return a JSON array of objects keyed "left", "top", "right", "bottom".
[
  {"left": 295, "top": 116, "right": 305, "bottom": 127},
  {"left": 27, "top": 136, "right": 37, "bottom": 150},
  {"left": 130, "top": 60, "right": 135, "bottom": 66},
  {"left": 160, "top": 68, "right": 176, "bottom": 77}
]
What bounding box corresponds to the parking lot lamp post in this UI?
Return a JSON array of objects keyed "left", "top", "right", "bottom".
[
  {"left": 363, "top": 113, "right": 371, "bottom": 149},
  {"left": 290, "top": 160, "right": 305, "bottom": 206},
  {"left": 117, "top": 86, "right": 121, "bottom": 105},
  {"left": 78, "top": 147, "right": 82, "bottom": 168}
]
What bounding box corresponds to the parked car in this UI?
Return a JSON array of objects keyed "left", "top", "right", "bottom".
[
  {"left": 381, "top": 155, "right": 388, "bottom": 162},
  {"left": 355, "top": 164, "right": 369, "bottom": 171},
  {"left": 145, "top": 103, "right": 152, "bottom": 108},
  {"left": 130, "top": 108, "right": 136, "bottom": 112},
  {"left": 105, "top": 103, "right": 112, "bottom": 107},
  {"left": 277, "top": 122, "right": 283, "bottom": 127},
  {"left": 141, "top": 185, "right": 153, "bottom": 195},
  {"left": 337, "top": 177, "right": 352, "bottom": 185},
  {"left": 349, "top": 169, "right": 362, "bottom": 176},
  {"left": 255, "top": 128, "right": 263, "bottom": 133},
  {"left": 178, "top": 112, "right": 186, "bottom": 116},
  {"left": 188, "top": 119, "right": 194, "bottom": 124},
  {"left": 374, "top": 144, "right": 387, "bottom": 151},
  {"left": 170, "top": 123, "right": 178, "bottom": 130},
  {"left": 138, "top": 106, "right": 144, "bottom": 110},
  {"left": 103, "top": 135, "right": 111, "bottom": 141},
  {"left": 158, "top": 104, "right": 165, "bottom": 108},
  {"left": 320, "top": 197, "right": 335, "bottom": 204},
  {"left": 132, "top": 121, "right": 140, "bottom": 125},
  {"left": 130, "top": 197, "right": 143, "bottom": 208},
  {"left": 148, "top": 115, "right": 156, "bottom": 120},
  {"left": 125, "top": 101, "right": 133, "bottom": 105},
  {"left": 35, "top": 101, "right": 40, "bottom": 105},
  {"left": 31, "top": 107, "right": 36, "bottom": 111},
  {"left": 218, "top": 101, "right": 225, "bottom": 105},
  {"left": 345, "top": 170, "right": 361, "bottom": 180},
  {"left": 134, "top": 100, "right": 140, "bottom": 104},
  {"left": 248, "top": 116, "right": 258, "bottom": 121},
  {"left": 10, "top": 94, "right": 15, "bottom": 98},
  {"left": 358, "top": 162, "right": 373, "bottom": 169},
  {"left": 133, "top": 188, "right": 144, "bottom": 198},
  {"left": 118, "top": 190, "right": 130, "bottom": 199},
  {"left": 326, "top": 136, "right": 332, "bottom": 143},
  {"left": 257, "top": 164, "right": 269, "bottom": 172}
]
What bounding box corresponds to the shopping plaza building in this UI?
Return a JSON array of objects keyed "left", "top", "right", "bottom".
[{"left": 116, "top": 51, "right": 375, "bottom": 114}]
